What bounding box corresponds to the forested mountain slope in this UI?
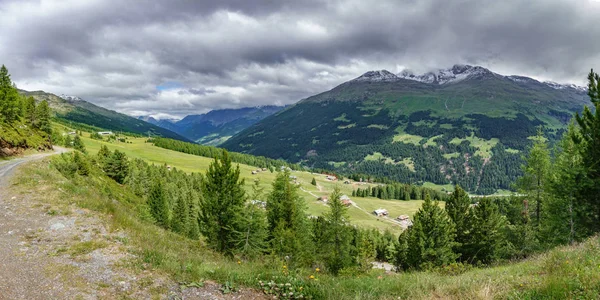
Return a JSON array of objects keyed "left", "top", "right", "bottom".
[
  {"left": 143, "top": 106, "right": 284, "bottom": 145},
  {"left": 19, "top": 90, "right": 190, "bottom": 142},
  {"left": 223, "top": 65, "right": 590, "bottom": 194}
]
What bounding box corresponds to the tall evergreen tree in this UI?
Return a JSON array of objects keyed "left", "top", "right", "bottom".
[
  {"left": 266, "top": 170, "right": 314, "bottom": 267},
  {"left": 148, "top": 180, "right": 169, "bottom": 227},
  {"left": 466, "top": 198, "right": 506, "bottom": 264},
  {"left": 516, "top": 128, "right": 550, "bottom": 228},
  {"left": 23, "top": 96, "right": 36, "bottom": 125},
  {"left": 237, "top": 179, "right": 268, "bottom": 259},
  {"left": 34, "top": 100, "right": 52, "bottom": 134},
  {"left": 321, "top": 186, "right": 353, "bottom": 275},
  {"left": 399, "top": 195, "right": 457, "bottom": 270},
  {"left": 445, "top": 185, "right": 472, "bottom": 260},
  {"left": 198, "top": 150, "right": 247, "bottom": 257},
  {"left": 0, "top": 65, "right": 21, "bottom": 123},
  {"left": 544, "top": 122, "right": 587, "bottom": 245},
  {"left": 104, "top": 150, "right": 129, "bottom": 183},
  {"left": 573, "top": 69, "right": 600, "bottom": 233}
]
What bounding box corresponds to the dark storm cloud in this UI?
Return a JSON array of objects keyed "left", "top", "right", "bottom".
[{"left": 0, "top": 0, "right": 598, "bottom": 118}]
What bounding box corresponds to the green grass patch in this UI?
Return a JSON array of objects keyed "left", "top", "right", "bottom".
[
  {"left": 333, "top": 113, "right": 350, "bottom": 122},
  {"left": 337, "top": 123, "right": 356, "bottom": 129},
  {"left": 392, "top": 126, "right": 424, "bottom": 145},
  {"left": 366, "top": 124, "right": 389, "bottom": 130},
  {"left": 443, "top": 152, "right": 460, "bottom": 159}
]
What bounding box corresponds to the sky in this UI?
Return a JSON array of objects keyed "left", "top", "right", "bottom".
[{"left": 1, "top": 0, "right": 599, "bottom": 119}]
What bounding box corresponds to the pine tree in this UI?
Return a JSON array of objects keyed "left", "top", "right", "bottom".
[
  {"left": 266, "top": 169, "right": 314, "bottom": 267},
  {"left": 516, "top": 128, "right": 550, "bottom": 228},
  {"left": 198, "top": 150, "right": 247, "bottom": 257},
  {"left": 321, "top": 186, "right": 353, "bottom": 275},
  {"left": 311, "top": 178, "right": 317, "bottom": 186},
  {"left": 401, "top": 195, "right": 457, "bottom": 270},
  {"left": 34, "top": 100, "right": 52, "bottom": 134},
  {"left": 148, "top": 181, "right": 169, "bottom": 227},
  {"left": 72, "top": 135, "right": 86, "bottom": 153},
  {"left": 445, "top": 185, "right": 472, "bottom": 260},
  {"left": 64, "top": 135, "right": 73, "bottom": 147}
]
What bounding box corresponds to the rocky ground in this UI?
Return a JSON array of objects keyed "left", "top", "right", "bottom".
[{"left": 0, "top": 150, "right": 266, "bottom": 299}]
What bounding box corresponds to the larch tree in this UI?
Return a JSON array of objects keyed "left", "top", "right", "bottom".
[
  {"left": 322, "top": 186, "right": 353, "bottom": 275},
  {"left": 266, "top": 169, "right": 314, "bottom": 267},
  {"left": 516, "top": 128, "right": 550, "bottom": 228}
]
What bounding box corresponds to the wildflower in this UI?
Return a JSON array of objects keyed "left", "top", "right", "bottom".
[
  {"left": 237, "top": 260, "right": 241, "bottom": 264},
  {"left": 377, "top": 275, "right": 383, "bottom": 280},
  {"left": 309, "top": 275, "right": 315, "bottom": 279},
  {"left": 299, "top": 287, "right": 303, "bottom": 291},
  {"left": 315, "top": 268, "right": 320, "bottom": 272},
  {"left": 283, "top": 265, "right": 287, "bottom": 269}
]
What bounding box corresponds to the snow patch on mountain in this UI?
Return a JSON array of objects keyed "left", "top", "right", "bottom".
[
  {"left": 59, "top": 94, "right": 83, "bottom": 101},
  {"left": 544, "top": 81, "right": 587, "bottom": 93},
  {"left": 397, "top": 65, "right": 494, "bottom": 85},
  {"left": 352, "top": 70, "right": 399, "bottom": 82}
]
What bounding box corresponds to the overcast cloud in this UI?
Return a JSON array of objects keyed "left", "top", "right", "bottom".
[{"left": 1, "top": 0, "right": 599, "bottom": 119}]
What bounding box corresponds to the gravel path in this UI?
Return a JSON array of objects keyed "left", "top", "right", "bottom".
[{"left": 0, "top": 148, "right": 267, "bottom": 299}]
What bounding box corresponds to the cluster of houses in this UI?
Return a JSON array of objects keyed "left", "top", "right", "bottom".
[
  {"left": 250, "top": 167, "right": 268, "bottom": 175},
  {"left": 325, "top": 175, "right": 337, "bottom": 181},
  {"left": 316, "top": 195, "right": 352, "bottom": 206}
]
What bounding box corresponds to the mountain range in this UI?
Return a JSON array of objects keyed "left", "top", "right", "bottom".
[
  {"left": 19, "top": 90, "right": 190, "bottom": 142},
  {"left": 222, "top": 64, "right": 590, "bottom": 194},
  {"left": 140, "top": 106, "right": 285, "bottom": 145}
]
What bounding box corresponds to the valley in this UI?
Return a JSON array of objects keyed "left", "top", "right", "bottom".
[{"left": 76, "top": 130, "right": 424, "bottom": 234}]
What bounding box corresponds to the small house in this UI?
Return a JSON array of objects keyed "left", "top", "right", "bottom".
[
  {"left": 166, "top": 165, "right": 172, "bottom": 171},
  {"left": 250, "top": 200, "right": 267, "bottom": 208},
  {"left": 340, "top": 195, "right": 351, "bottom": 201},
  {"left": 262, "top": 168, "right": 267, "bottom": 171},
  {"left": 251, "top": 171, "right": 258, "bottom": 175},
  {"left": 317, "top": 196, "right": 328, "bottom": 203},
  {"left": 341, "top": 199, "right": 352, "bottom": 207},
  {"left": 344, "top": 180, "right": 351, "bottom": 184},
  {"left": 373, "top": 208, "right": 389, "bottom": 217},
  {"left": 98, "top": 131, "right": 113, "bottom": 136},
  {"left": 326, "top": 175, "right": 337, "bottom": 181}
]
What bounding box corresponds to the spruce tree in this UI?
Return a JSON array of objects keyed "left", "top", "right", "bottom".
[
  {"left": 516, "top": 128, "right": 550, "bottom": 228},
  {"left": 445, "top": 185, "right": 472, "bottom": 260},
  {"left": 104, "top": 150, "right": 129, "bottom": 183},
  {"left": 321, "top": 186, "right": 353, "bottom": 275},
  {"left": 171, "top": 190, "right": 190, "bottom": 235},
  {"left": 402, "top": 195, "right": 457, "bottom": 270},
  {"left": 311, "top": 177, "right": 317, "bottom": 186},
  {"left": 198, "top": 150, "right": 247, "bottom": 257}
]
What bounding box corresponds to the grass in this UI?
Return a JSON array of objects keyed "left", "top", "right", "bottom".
[
  {"left": 12, "top": 160, "right": 600, "bottom": 299},
  {"left": 392, "top": 126, "right": 424, "bottom": 145},
  {"left": 74, "top": 130, "right": 415, "bottom": 233},
  {"left": 450, "top": 133, "right": 499, "bottom": 158}
]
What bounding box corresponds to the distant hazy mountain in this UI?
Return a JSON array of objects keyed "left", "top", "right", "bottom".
[
  {"left": 144, "top": 106, "right": 285, "bottom": 145},
  {"left": 19, "top": 90, "right": 190, "bottom": 142},
  {"left": 222, "top": 64, "right": 590, "bottom": 194}
]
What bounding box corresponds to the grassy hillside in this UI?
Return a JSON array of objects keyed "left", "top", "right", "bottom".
[
  {"left": 12, "top": 157, "right": 600, "bottom": 299},
  {"left": 19, "top": 90, "right": 190, "bottom": 142},
  {"left": 69, "top": 128, "right": 422, "bottom": 234},
  {"left": 223, "top": 67, "right": 590, "bottom": 195},
  {"left": 0, "top": 120, "right": 52, "bottom": 157}
]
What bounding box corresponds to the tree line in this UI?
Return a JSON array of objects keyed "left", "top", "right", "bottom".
[{"left": 0, "top": 65, "right": 52, "bottom": 135}]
